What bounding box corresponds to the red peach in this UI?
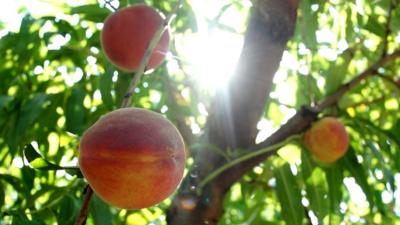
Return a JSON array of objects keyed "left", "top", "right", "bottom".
[
  {"left": 101, "top": 4, "right": 169, "bottom": 71},
  {"left": 304, "top": 117, "right": 349, "bottom": 163},
  {"left": 79, "top": 108, "right": 185, "bottom": 209}
]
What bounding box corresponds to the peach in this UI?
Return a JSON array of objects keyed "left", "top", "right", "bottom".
[
  {"left": 79, "top": 108, "right": 185, "bottom": 209},
  {"left": 304, "top": 117, "right": 349, "bottom": 163},
  {"left": 101, "top": 4, "right": 169, "bottom": 71}
]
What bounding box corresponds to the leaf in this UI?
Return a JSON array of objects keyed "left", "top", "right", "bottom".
[
  {"left": 175, "top": 3, "right": 198, "bottom": 33},
  {"left": 345, "top": 6, "right": 355, "bottom": 42},
  {"left": 274, "top": 163, "right": 304, "bottom": 225},
  {"left": 0, "top": 174, "right": 25, "bottom": 193},
  {"left": 21, "top": 166, "right": 35, "bottom": 191},
  {"left": 339, "top": 147, "right": 374, "bottom": 208},
  {"left": 0, "top": 182, "right": 5, "bottom": 208},
  {"left": 301, "top": 147, "right": 330, "bottom": 220},
  {"left": 65, "top": 87, "right": 86, "bottom": 135},
  {"left": 90, "top": 194, "right": 113, "bottom": 225},
  {"left": 11, "top": 213, "right": 45, "bottom": 225},
  {"left": 299, "top": 0, "right": 318, "bottom": 48},
  {"left": 57, "top": 195, "right": 79, "bottom": 225},
  {"left": 364, "top": 16, "right": 386, "bottom": 37},
  {"left": 389, "top": 120, "right": 400, "bottom": 147},
  {"left": 301, "top": 149, "right": 316, "bottom": 179},
  {"left": 351, "top": 118, "right": 398, "bottom": 189},
  {"left": 325, "top": 165, "right": 344, "bottom": 221},
  {"left": 374, "top": 190, "right": 387, "bottom": 215},
  {"left": 325, "top": 48, "right": 353, "bottom": 95},
  {"left": 14, "top": 93, "right": 48, "bottom": 140},
  {"left": 0, "top": 95, "right": 13, "bottom": 110},
  {"left": 99, "top": 66, "right": 114, "bottom": 109},
  {"left": 24, "top": 144, "right": 62, "bottom": 170},
  {"left": 23, "top": 144, "right": 82, "bottom": 176},
  {"left": 366, "top": 141, "right": 395, "bottom": 191},
  {"left": 305, "top": 168, "right": 329, "bottom": 220},
  {"left": 70, "top": 4, "right": 110, "bottom": 23}
]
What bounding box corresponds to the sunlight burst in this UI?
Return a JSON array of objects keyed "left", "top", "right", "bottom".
[{"left": 176, "top": 31, "right": 243, "bottom": 92}]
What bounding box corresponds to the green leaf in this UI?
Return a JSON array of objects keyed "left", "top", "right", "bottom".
[
  {"left": 325, "top": 165, "right": 344, "bottom": 222},
  {"left": 364, "top": 16, "right": 386, "bottom": 37},
  {"left": 299, "top": 0, "right": 318, "bottom": 48},
  {"left": 325, "top": 48, "right": 353, "bottom": 95},
  {"left": 24, "top": 144, "right": 62, "bottom": 170},
  {"left": 90, "top": 194, "right": 113, "bottom": 225},
  {"left": 99, "top": 67, "right": 114, "bottom": 109},
  {"left": 301, "top": 147, "right": 330, "bottom": 220},
  {"left": 23, "top": 144, "right": 82, "bottom": 176},
  {"left": 323, "top": 214, "right": 342, "bottom": 225},
  {"left": 0, "top": 174, "right": 25, "bottom": 193},
  {"left": 57, "top": 195, "right": 79, "bottom": 225},
  {"left": 274, "top": 163, "right": 304, "bottom": 225},
  {"left": 0, "top": 182, "right": 5, "bottom": 209},
  {"left": 11, "top": 213, "right": 45, "bottom": 225},
  {"left": 305, "top": 168, "right": 329, "bottom": 220},
  {"left": 366, "top": 141, "right": 395, "bottom": 191},
  {"left": 65, "top": 87, "right": 86, "bottom": 135},
  {"left": 15, "top": 93, "right": 48, "bottom": 136},
  {"left": 174, "top": 3, "right": 198, "bottom": 32},
  {"left": 0, "top": 95, "right": 13, "bottom": 109},
  {"left": 374, "top": 190, "right": 387, "bottom": 215},
  {"left": 70, "top": 4, "right": 110, "bottom": 23},
  {"left": 295, "top": 73, "right": 322, "bottom": 107},
  {"left": 301, "top": 149, "right": 316, "bottom": 179},
  {"left": 339, "top": 147, "right": 374, "bottom": 208},
  {"left": 389, "top": 120, "right": 400, "bottom": 148},
  {"left": 21, "top": 166, "right": 35, "bottom": 191}
]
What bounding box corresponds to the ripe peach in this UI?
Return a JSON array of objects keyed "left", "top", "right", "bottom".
[
  {"left": 304, "top": 117, "right": 349, "bottom": 163},
  {"left": 101, "top": 4, "right": 169, "bottom": 71},
  {"left": 79, "top": 108, "right": 185, "bottom": 209}
]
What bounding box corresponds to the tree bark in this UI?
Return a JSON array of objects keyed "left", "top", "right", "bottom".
[{"left": 166, "top": 1, "right": 299, "bottom": 224}]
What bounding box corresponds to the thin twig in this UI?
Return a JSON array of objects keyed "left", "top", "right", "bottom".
[
  {"left": 74, "top": 186, "right": 93, "bottom": 225},
  {"left": 316, "top": 49, "right": 400, "bottom": 110},
  {"left": 198, "top": 134, "right": 301, "bottom": 190},
  {"left": 104, "top": 0, "right": 118, "bottom": 11},
  {"left": 74, "top": 1, "right": 183, "bottom": 225}
]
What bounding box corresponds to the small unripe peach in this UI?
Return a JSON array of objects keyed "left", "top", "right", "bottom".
[
  {"left": 304, "top": 117, "right": 349, "bottom": 163},
  {"left": 79, "top": 108, "right": 185, "bottom": 209},
  {"left": 101, "top": 4, "right": 169, "bottom": 71}
]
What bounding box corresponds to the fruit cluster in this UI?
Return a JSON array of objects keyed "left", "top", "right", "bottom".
[{"left": 79, "top": 4, "right": 185, "bottom": 210}]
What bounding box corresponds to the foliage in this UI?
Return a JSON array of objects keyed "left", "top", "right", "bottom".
[{"left": 0, "top": 0, "right": 399, "bottom": 224}]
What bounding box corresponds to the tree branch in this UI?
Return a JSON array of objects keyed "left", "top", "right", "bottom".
[
  {"left": 167, "top": 1, "right": 299, "bottom": 224},
  {"left": 74, "top": 186, "right": 93, "bottom": 225},
  {"left": 216, "top": 49, "right": 400, "bottom": 189},
  {"left": 317, "top": 49, "right": 400, "bottom": 110}
]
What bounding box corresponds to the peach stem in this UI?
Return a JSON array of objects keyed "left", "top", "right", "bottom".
[{"left": 74, "top": 186, "right": 93, "bottom": 225}]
